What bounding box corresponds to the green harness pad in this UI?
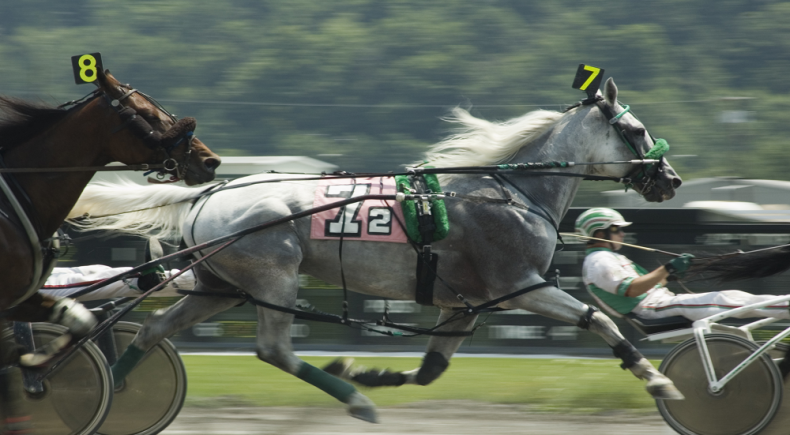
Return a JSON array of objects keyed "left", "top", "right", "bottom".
[{"left": 393, "top": 173, "right": 449, "bottom": 244}]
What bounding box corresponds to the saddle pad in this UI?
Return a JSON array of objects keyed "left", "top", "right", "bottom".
[{"left": 310, "top": 176, "right": 408, "bottom": 243}]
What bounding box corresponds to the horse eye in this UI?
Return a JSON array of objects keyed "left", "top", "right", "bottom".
[{"left": 634, "top": 128, "right": 646, "bottom": 137}]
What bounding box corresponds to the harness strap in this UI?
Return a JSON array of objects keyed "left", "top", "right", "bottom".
[
  {"left": 494, "top": 173, "right": 564, "bottom": 249},
  {"left": 175, "top": 290, "right": 473, "bottom": 337},
  {"left": 407, "top": 173, "right": 440, "bottom": 306},
  {"left": 467, "top": 281, "right": 555, "bottom": 314}
]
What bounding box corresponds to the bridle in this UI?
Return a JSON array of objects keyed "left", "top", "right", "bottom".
[
  {"left": 99, "top": 84, "right": 195, "bottom": 181},
  {"left": 576, "top": 96, "right": 670, "bottom": 195},
  {"left": 55, "top": 84, "right": 196, "bottom": 181},
  {"left": 0, "top": 83, "right": 197, "bottom": 309}
]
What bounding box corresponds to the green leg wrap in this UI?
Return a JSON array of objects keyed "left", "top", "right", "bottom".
[
  {"left": 111, "top": 344, "right": 146, "bottom": 388},
  {"left": 296, "top": 361, "right": 356, "bottom": 403}
]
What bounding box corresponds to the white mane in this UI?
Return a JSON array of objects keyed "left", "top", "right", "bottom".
[{"left": 417, "top": 107, "right": 564, "bottom": 168}]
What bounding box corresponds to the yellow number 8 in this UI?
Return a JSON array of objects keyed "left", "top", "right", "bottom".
[{"left": 78, "top": 54, "right": 98, "bottom": 83}]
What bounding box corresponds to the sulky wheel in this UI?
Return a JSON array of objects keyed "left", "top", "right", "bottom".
[
  {"left": 97, "top": 321, "right": 187, "bottom": 435},
  {"left": 2, "top": 323, "right": 113, "bottom": 435},
  {"left": 754, "top": 342, "right": 790, "bottom": 435},
  {"left": 657, "top": 334, "right": 783, "bottom": 435}
]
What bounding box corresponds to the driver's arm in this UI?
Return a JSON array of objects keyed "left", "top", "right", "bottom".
[{"left": 624, "top": 266, "right": 669, "bottom": 297}]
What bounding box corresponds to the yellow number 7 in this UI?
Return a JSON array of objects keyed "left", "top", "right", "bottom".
[{"left": 579, "top": 65, "right": 601, "bottom": 91}]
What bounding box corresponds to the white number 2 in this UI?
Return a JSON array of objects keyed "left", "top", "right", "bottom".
[{"left": 368, "top": 207, "right": 392, "bottom": 235}]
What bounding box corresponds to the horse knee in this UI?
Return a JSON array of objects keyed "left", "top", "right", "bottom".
[
  {"left": 135, "top": 309, "right": 171, "bottom": 349},
  {"left": 415, "top": 351, "right": 449, "bottom": 386}
]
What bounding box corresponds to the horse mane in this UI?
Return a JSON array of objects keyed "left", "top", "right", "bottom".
[
  {"left": 0, "top": 97, "right": 70, "bottom": 150},
  {"left": 417, "top": 107, "right": 564, "bottom": 168}
]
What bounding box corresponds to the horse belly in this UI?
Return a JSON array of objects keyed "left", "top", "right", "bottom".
[{"left": 299, "top": 239, "right": 481, "bottom": 306}]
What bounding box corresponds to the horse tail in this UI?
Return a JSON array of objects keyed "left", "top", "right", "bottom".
[
  {"left": 66, "top": 180, "right": 217, "bottom": 239},
  {"left": 687, "top": 245, "right": 790, "bottom": 282}
]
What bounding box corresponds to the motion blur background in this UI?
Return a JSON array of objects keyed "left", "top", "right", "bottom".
[
  {"left": 5, "top": 0, "right": 790, "bottom": 355},
  {"left": 2, "top": 0, "right": 785, "bottom": 181}
]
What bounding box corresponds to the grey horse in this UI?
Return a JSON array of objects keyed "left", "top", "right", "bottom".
[{"left": 68, "top": 78, "right": 684, "bottom": 423}]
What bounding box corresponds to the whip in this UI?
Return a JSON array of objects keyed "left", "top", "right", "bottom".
[{"left": 560, "top": 233, "right": 681, "bottom": 257}]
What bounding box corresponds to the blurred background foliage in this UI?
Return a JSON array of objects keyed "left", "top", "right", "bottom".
[{"left": 0, "top": 0, "right": 786, "bottom": 186}]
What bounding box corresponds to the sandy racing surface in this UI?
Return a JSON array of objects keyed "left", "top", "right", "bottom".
[{"left": 160, "top": 401, "right": 676, "bottom": 434}]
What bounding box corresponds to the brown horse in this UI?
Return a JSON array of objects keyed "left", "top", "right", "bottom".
[{"left": 0, "top": 68, "right": 220, "bottom": 430}]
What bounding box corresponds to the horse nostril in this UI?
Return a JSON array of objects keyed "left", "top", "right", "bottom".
[
  {"left": 672, "top": 177, "right": 682, "bottom": 189},
  {"left": 204, "top": 158, "right": 220, "bottom": 171}
]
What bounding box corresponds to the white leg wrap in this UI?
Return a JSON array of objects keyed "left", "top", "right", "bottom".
[
  {"left": 630, "top": 358, "right": 685, "bottom": 400},
  {"left": 48, "top": 298, "right": 97, "bottom": 338}
]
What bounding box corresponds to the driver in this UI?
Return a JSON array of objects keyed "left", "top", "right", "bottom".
[
  {"left": 39, "top": 238, "right": 195, "bottom": 301},
  {"left": 577, "top": 207, "right": 790, "bottom": 321}
]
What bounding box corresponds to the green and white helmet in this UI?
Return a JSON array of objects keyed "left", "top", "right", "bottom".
[{"left": 575, "top": 208, "right": 631, "bottom": 238}]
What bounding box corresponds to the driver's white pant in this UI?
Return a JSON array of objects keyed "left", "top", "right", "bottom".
[
  {"left": 40, "top": 265, "right": 195, "bottom": 301},
  {"left": 632, "top": 287, "right": 790, "bottom": 321}
]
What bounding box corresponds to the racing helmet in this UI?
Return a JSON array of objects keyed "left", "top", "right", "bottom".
[{"left": 575, "top": 208, "right": 631, "bottom": 238}]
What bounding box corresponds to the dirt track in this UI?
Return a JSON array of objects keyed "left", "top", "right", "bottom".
[{"left": 161, "top": 402, "right": 676, "bottom": 434}]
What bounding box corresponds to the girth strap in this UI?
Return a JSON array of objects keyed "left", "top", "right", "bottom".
[{"left": 408, "top": 173, "right": 440, "bottom": 306}]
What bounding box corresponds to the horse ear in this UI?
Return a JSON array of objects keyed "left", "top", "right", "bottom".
[
  {"left": 95, "top": 69, "right": 123, "bottom": 97},
  {"left": 603, "top": 77, "right": 618, "bottom": 106},
  {"left": 94, "top": 68, "right": 108, "bottom": 88},
  {"left": 95, "top": 69, "right": 117, "bottom": 90}
]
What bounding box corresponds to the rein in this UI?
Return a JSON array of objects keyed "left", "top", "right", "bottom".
[
  {"left": 0, "top": 163, "right": 166, "bottom": 174},
  {"left": 64, "top": 191, "right": 556, "bottom": 339},
  {"left": 183, "top": 159, "right": 659, "bottom": 198},
  {"left": 64, "top": 98, "right": 672, "bottom": 340}
]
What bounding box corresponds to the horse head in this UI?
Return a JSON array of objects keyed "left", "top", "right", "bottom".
[
  {"left": 94, "top": 69, "right": 220, "bottom": 185},
  {"left": 591, "top": 78, "right": 682, "bottom": 202}
]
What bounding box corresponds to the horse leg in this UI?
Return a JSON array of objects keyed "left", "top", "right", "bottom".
[
  {"left": 110, "top": 290, "right": 241, "bottom": 387},
  {"left": 5, "top": 293, "right": 97, "bottom": 367},
  {"left": 251, "top": 287, "right": 378, "bottom": 423},
  {"left": 0, "top": 319, "right": 32, "bottom": 434},
  {"left": 325, "top": 308, "right": 478, "bottom": 387},
  {"left": 505, "top": 285, "right": 683, "bottom": 400},
  {"left": 7, "top": 293, "right": 96, "bottom": 336}
]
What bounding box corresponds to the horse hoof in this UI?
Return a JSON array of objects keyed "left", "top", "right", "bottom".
[
  {"left": 346, "top": 391, "right": 379, "bottom": 423},
  {"left": 646, "top": 378, "right": 685, "bottom": 400},
  {"left": 18, "top": 333, "right": 72, "bottom": 367},
  {"left": 323, "top": 357, "right": 354, "bottom": 378}
]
